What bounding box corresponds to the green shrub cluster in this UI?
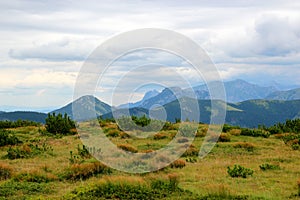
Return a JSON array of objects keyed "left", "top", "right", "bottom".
[
  {"left": 240, "top": 128, "right": 270, "bottom": 138},
  {"left": 227, "top": 165, "right": 254, "bottom": 178},
  {"left": 45, "top": 113, "right": 76, "bottom": 135},
  {"left": 0, "top": 120, "right": 40, "bottom": 129},
  {"left": 267, "top": 119, "right": 300, "bottom": 134},
  {"left": 0, "top": 129, "right": 22, "bottom": 147},
  {"left": 281, "top": 134, "right": 300, "bottom": 150},
  {"left": 259, "top": 163, "right": 280, "bottom": 171},
  {"left": 0, "top": 181, "right": 52, "bottom": 197}
]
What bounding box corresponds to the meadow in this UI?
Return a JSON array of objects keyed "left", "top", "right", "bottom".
[{"left": 0, "top": 118, "right": 300, "bottom": 199}]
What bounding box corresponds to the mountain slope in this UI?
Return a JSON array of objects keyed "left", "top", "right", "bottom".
[
  {"left": 103, "top": 98, "right": 300, "bottom": 128},
  {"left": 118, "top": 90, "right": 160, "bottom": 109},
  {"left": 266, "top": 88, "right": 300, "bottom": 100},
  {"left": 51, "top": 95, "right": 111, "bottom": 120},
  {"left": 0, "top": 111, "right": 47, "bottom": 123},
  {"left": 123, "top": 79, "right": 278, "bottom": 110},
  {"left": 192, "top": 79, "right": 277, "bottom": 102}
]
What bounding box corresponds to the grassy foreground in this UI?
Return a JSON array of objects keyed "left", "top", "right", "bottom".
[{"left": 0, "top": 122, "right": 300, "bottom": 199}]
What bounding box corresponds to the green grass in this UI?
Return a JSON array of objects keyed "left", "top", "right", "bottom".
[{"left": 0, "top": 123, "right": 300, "bottom": 199}]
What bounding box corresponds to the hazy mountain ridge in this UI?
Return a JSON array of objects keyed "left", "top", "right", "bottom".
[
  {"left": 103, "top": 98, "right": 300, "bottom": 127},
  {"left": 266, "top": 88, "right": 300, "bottom": 100},
  {"left": 1, "top": 79, "right": 300, "bottom": 127},
  {"left": 0, "top": 111, "right": 47, "bottom": 123}
]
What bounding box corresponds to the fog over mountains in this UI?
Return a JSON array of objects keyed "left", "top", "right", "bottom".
[{"left": 1, "top": 79, "right": 300, "bottom": 128}]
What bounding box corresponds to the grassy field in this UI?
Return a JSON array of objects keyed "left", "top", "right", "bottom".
[{"left": 1, "top": 122, "right": 300, "bottom": 199}]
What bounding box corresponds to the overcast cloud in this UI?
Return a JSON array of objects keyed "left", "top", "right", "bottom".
[{"left": 0, "top": 0, "right": 300, "bottom": 108}]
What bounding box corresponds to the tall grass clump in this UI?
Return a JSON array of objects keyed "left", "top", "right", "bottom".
[{"left": 0, "top": 163, "right": 13, "bottom": 180}]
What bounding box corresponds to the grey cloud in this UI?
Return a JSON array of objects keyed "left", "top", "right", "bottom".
[{"left": 9, "top": 38, "right": 89, "bottom": 61}]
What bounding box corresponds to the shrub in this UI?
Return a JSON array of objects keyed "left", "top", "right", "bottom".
[
  {"left": 0, "top": 130, "right": 22, "bottom": 147},
  {"left": 229, "top": 129, "right": 241, "bottom": 136},
  {"left": 0, "top": 164, "right": 13, "bottom": 180},
  {"left": 219, "top": 133, "right": 231, "bottom": 142},
  {"left": 0, "top": 120, "right": 40, "bottom": 129},
  {"left": 45, "top": 113, "right": 76, "bottom": 135},
  {"left": 117, "top": 144, "right": 138, "bottom": 153},
  {"left": 233, "top": 142, "right": 255, "bottom": 151},
  {"left": 186, "top": 157, "right": 197, "bottom": 163},
  {"left": 153, "top": 133, "right": 167, "bottom": 140},
  {"left": 77, "top": 145, "right": 91, "bottom": 159},
  {"left": 222, "top": 124, "right": 240, "bottom": 133},
  {"left": 170, "top": 159, "right": 186, "bottom": 169},
  {"left": 240, "top": 128, "right": 270, "bottom": 138},
  {"left": 182, "top": 146, "right": 199, "bottom": 157},
  {"left": 64, "top": 162, "right": 112, "bottom": 180},
  {"left": 106, "top": 129, "right": 120, "bottom": 137},
  {"left": 259, "top": 163, "right": 280, "bottom": 171},
  {"left": 227, "top": 165, "right": 254, "bottom": 178}
]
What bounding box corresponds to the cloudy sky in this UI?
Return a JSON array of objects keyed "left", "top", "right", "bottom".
[{"left": 1, "top": 0, "right": 300, "bottom": 110}]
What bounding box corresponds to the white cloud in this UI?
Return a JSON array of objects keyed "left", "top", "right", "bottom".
[{"left": 1, "top": 0, "right": 300, "bottom": 108}]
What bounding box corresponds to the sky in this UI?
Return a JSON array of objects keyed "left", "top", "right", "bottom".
[{"left": 1, "top": 0, "right": 300, "bottom": 110}]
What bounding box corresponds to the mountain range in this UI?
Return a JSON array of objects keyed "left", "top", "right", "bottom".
[{"left": 1, "top": 79, "right": 300, "bottom": 128}]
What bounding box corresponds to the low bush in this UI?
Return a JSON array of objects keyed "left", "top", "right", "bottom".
[
  {"left": 0, "top": 163, "right": 13, "bottom": 180},
  {"left": 219, "top": 133, "right": 231, "bottom": 142},
  {"left": 240, "top": 128, "right": 270, "bottom": 138},
  {"left": 153, "top": 133, "right": 168, "bottom": 140},
  {"left": 106, "top": 129, "right": 120, "bottom": 137},
  {"left": 0, "top": 130, "right": 22, "bottom": 147},
  {"left": 233, "top": 142, "right": 255, "bottom": 151},
  {"left": 227, "top": 164, "right": 254, "bottom": 178},
  {"left": 229, "top": 129, "right": 241, "bottom": 136},
  {"left": 182, "top": 146, "right": 199, "bottom": 157},
  {"left": 77, "top": 145, "right": 91, "bottom": 159},
  {"left": 117, "top": 144, "right": 138, "bottom": 153},
  {"left": 259, "top": 163, "right": 280, "bottom": 171},
  {"left": 64, "top": 162, "right": 112, "bottom": 181},
  {"left": 170, "top": 159, "right": 186, "bottom": 169}
]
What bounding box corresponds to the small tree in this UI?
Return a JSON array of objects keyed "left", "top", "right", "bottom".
[{"left": 45, "top": 113, "right": 76, "bottom": 135}]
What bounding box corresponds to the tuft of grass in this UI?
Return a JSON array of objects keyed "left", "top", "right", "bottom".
[
  {"left": 153, "top": 133, "right": 168, "bottom": 140},
  {"left": 117, "top": 143, "right": 138, "bottom": 153},
  {"left": 63, "top": 162, "right": 112, "bottom": 181},
  {"left": 106, "top": 129, "right": 120, "bottom": 137},
  {"left": 233, "top": 142, "right": 255, "bottom": 151},
  {"left": 0, "top": 163, "right": 13, "bottom": 180},
  {"left": 218, "top": 133, "right": 231, "bottom": 142},
  {"left": 13, "top": 170, "right": 58, "bottom": 183},
  {"left": 170, "top": 159, "right": 186, "bottom": 169}
]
